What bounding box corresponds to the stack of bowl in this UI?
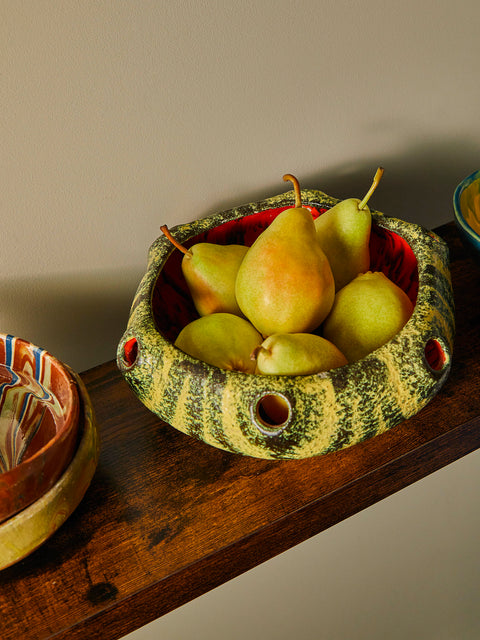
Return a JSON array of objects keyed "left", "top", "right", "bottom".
[{"left": 0, "top": 333, "right": 99, "bottom": 570}]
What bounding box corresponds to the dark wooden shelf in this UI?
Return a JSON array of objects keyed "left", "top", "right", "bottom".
[{"left": 2, "top": 222, "right": 480, "bottom": 640}]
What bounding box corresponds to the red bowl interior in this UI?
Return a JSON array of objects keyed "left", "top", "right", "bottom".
[
  {"left": 0, "top": 335, "right": 80, "bottom": 523},
  {"left": 151, "top": 205, "right": 419, "bottom": 344}
]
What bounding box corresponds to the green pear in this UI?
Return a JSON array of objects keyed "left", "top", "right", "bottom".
[
  {"left": 161, "top": 225, "right": 247, "bottom": 317},
  {"left": 322, "top": 271, "right": 414, "bottom": 362},
  {"left": 314, "top": 167, "right": 384, "bottom": 291},
  {"left": 235, "top": 174, "right": 335, "bottom": 336},
  {"left": 174, "top": 312, "right": 262, "bottom": 373},
  {"left": 252, "top": 333, "right": 347, "bottom": 376}
]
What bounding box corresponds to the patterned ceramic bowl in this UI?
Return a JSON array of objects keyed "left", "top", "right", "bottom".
[
  {"left": 118, "top": 188, "right": 455, "bottom": 460},
  {"left": 0, "top": 371, "right": 99, "bottom": 570},
  {"left": 453, "top": 169, "right": 480, "bottom": 263},
  {"left": 0, "top": 334, "right": 80, "bottom": 522}
]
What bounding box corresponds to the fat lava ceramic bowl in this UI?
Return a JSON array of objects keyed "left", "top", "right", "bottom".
[
  {"left": 453, "top": 169, "right": 480, "bottom": 263},
  {"left": 117, "top": 188, "right": 455, "bottom": 460},
  {"left": 0, "top": 334, "right": 80, "bottom": 522}
]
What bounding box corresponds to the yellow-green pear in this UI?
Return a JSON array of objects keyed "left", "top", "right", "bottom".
[
  {"left": 161, "top": 225, "right": 247, "bottom": 317},
  {"left": 174, "top": 313, "right": 262, "bottom": 373},
  {"left": 322, "top": 271, "right": 414, "bottom": 362},
  {"left": 252, "top": 333, "right": 347, "bottom": 376},
  {"left": 314, "top": 167, "right": 384, "bottom": 291},
  {"left": 235, "top": 174, "right": 335, "bottom": 336}
]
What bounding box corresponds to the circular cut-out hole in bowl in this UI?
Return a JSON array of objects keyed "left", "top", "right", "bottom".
[
  {"left": 123, "top": 337, "right": 139, "bottom": 368},
  {"left": 424, "top": 338, "right": 449, "bottom": 373},
  {"left": 252, "top": 393, "right": 292, "bottom": 436}
]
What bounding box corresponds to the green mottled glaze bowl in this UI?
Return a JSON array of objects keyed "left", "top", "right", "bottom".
[{"left": 117, "top": 188, "right": 455, "bottom": 460}]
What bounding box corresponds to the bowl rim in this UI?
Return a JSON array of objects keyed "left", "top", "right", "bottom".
[
  {"left": 0, "top": 333, "right": 80, "bottom": 517},
  {"left": 145, "top": 214, "right": 429, "bottom": 380},
  {"left": 453, "top": 169, "right": 480, "bottom": 243}
]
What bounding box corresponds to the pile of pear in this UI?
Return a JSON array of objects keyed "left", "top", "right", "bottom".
[{"left": 161, "top": 168, "right": 414, "bottom": 379}]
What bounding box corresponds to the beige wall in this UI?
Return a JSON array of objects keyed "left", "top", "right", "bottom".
[
  {"left": 3, "top": 0, "right": 480, "bottom": 370},
  {"left": 3, "top": 2, "right": 480, "bottom": 638}
]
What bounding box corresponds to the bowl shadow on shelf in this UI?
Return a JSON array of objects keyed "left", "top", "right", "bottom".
[{"left": 0, "top": 267, "right": 144, "bottom": 373}]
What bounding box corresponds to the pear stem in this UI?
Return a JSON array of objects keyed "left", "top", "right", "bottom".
[
  {"left": 358, "top": 166, "right": 385, "bottom": 210},
  {"left": 160, "top": 225, "right": 192, "bottom": 257},
  {"left": 283, "top": 174, "right": 302, "bottom": 208},
  {"left": 250, "top": 345, "right": 263, "bottom": 361}
]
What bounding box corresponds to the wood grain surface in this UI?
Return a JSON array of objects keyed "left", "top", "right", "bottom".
[{"left": 1, "top": 222, "right": 479, "bottom": 640}]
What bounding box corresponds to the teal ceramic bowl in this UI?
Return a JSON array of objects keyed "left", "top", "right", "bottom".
[{"left": 453, "top": 169, "right": 480, "bottom": 262}]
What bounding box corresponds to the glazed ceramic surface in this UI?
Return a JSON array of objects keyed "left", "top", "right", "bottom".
[
  {"left": 0, "top": 372, "right": 99, "bottom": 570},
  {"left": 0, "top": 334, "right": 80, "bottom": 522},
  {"left": 117, "top": 188, "right": 455, "bottom": 460},
  {"left": 453, "top": 169, "right": 480, "bottom": 262}
]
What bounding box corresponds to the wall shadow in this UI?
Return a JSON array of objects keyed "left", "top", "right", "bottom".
[
  {"left": 207, "top": 134, "right": 480, "bottom": 229},
  {"left": 309, "top": 134, "right": 480, "bottom": 228},
  {"left": 0, "top": 267, "right": 144, "bottom": 373},
  {"left": 3, "top": 134, "right": 479, "bottom": 373}
]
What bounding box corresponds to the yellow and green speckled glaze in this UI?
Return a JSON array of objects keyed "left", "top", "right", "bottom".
[{"left": 117, "top": 188, "right": 455, "bottom": 460}]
